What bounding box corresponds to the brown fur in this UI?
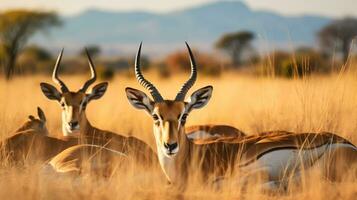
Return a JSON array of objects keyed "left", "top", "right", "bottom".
[
  {"left": 178, "top": 131, "right": 357, "bottom": 185},
  {"left": 185, "top": 125, "right": 245, "bottom": 144},
  {"left": 149, "top": 101, "right": 357, "bottom": 186},
  {"left": 48, "top": 144, "right": 129, "bottom": 177},
  {"left": 0, "top": 109, "right": 79, "bottom": 166},
  {"left": 42, "top": 86, "right": 159, "bottom": 169}
]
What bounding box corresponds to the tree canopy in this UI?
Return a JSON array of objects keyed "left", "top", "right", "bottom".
[
  {"left": 79, "top": 45, "right": 101, "bottom": 58},
  {"left": 0, "top": 10, "right": 61, "bottom": 79},
  {"left": 318, "top": 17, "right": 357, "bottom": 63},
  {"left": 215, "top": 31, "right": 254, "bottom": 66}
]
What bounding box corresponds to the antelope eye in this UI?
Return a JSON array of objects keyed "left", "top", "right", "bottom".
[
  {"left": 180, "top": 114, "right": 188, "bottom": 125},
  {"left": 152, "top": 114, "right": 159, "bottom": 121},
  {"left": 82, "top": 101, "right": 87, "bottom": 107}
]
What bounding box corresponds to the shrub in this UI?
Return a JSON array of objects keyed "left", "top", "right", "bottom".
[
  {"left": 165, "top": 50, "right": 222, "bottom": 77},
  {"left": 97, "top": 65, "right": 114, "bottom": 81},
  {"left": 261, "top": 49, "right": 328, "bottom": 78}
]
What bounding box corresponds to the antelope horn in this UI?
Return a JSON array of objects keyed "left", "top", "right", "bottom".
[
  {"left": 79, "top": 48, "right": 97, "bottom": 92},
  {"left": 175, "top": 42, "right": 197, "bottom": 101},
  {"left": 135, "top": 42, "right": 164, "bottom": 102},
  {"left": 52, "top": 48, "right": 69, "bottom": 93}
]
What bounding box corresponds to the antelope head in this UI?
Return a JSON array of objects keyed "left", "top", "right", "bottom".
[
  {"left": 16, "top": 107, "right": 48, "bottom": 135},
  {"left": 40, "top": 49, "right": 108, "bottom": 137},
  {"left": 126, "top": 43, "right": 213, "bottom": 158}
]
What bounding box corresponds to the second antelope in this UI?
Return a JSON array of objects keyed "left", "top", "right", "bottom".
[
  {"left": 0, "top": 107, "right": 78, "bottom": 166},
  {"left": 40, "top": 49, "right": 157, "bottom": 166},
  {"left": 126, "top": 42, "right": 357, "bottom": 188}
]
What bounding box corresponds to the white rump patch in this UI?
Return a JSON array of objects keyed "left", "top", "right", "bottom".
[{"left": 240, "top": 143, "right": 356, "bottom": 180}]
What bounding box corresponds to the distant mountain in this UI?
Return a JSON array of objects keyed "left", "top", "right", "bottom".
[{"left": 34, "top": 1, "right": 331, "bottom": 55}]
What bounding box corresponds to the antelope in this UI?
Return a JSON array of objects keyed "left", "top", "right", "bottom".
[
  {"left": 0, "top": 107, "right": 78, "bottom": 166},
  {"left": 39, "top": 49, "right": 156, "bottom": 166},
  {"left": 125, "top": 42, "right": 357, "bottom": 188},
  {"left": 13, "top": 107, "right": 48, "bottom": 135}
]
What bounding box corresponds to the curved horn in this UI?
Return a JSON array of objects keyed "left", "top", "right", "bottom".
[
  {"left": 79, "top": 48, "right": 97, "bottom": 92},
  {"left": 175, "top": 42, "right": 197, "bottom": 101},
  {"left": 135, "top": 42, "right": 164, "bottom": 102},
  {"left": 52, "top": 48, "right": 69, "bottom": 93}
]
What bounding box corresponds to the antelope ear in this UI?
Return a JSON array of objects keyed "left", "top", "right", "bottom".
[
  {"left": 186, "top": 86, "right": 213, "bottom": 112},
  {"left": 37, "top": 107, "right": 46, "bottom": 122},
  {"left": 87, "top": 82, "right": 108, "bottom": 101},
  {"left": 28, "top": 115, "right": 35, "bottom": 121},
  {"left": 125, "top": 87, "right": 154, "bottom": 113},
  {"left": 40, "top": 83, "right": 61, "bottom": 101}
]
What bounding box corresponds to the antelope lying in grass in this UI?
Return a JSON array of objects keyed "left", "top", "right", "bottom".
[
  {"left": 42, "top": 49, "right": 243, "bottom": 176},
  {"left": 0, "top": 107, "right": 78, "bottom": 166},
  {"left": 47, "top": 126, "right": 244, "bottom": 177},
  {"left": 126, "top": 42, "right": 357, "bottom": 188},
  {"left": 12, "top": 107, "right": 49, "bottom": 135},
  {"left": 39, "top": 49, "right": 156, "bottom": 166}
]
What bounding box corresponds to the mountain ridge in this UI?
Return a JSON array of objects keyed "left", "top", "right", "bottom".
[{"left": 33, "top": 1, "right": 331, "bottom": 55}]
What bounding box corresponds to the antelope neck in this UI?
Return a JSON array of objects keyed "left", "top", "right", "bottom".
[
  {"left": 79, "top": 113, "right": 95, "bottom": 136},
  {"left": 158, "top": 127, "right": 192, "bottom": 184}
]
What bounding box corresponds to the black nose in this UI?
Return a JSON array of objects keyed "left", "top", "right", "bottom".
[
  {"left": 164, "top": 142, "right": 178, "bottom": 152},
  {"left": 68, "top": 121, "right": 78, "bottom": 128}
]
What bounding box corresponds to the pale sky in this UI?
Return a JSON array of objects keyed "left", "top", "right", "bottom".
[{"left": 0, "top": 0, "right": 356, "bottom": 18}]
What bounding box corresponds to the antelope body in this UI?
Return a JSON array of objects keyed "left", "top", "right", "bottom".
[
  {"left": 186, "top": 125, "right": 245, "bottom": 144},
  {"left": 126, "top": 42, "right": 357, "bottom": 187},
  {"left": 0, "top": 107, "right": 79, "bottom": 165}
]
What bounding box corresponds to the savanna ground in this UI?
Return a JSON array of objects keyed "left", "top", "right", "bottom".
[{"left": 0, "top": 67, "right": 357, "bottom": 199}]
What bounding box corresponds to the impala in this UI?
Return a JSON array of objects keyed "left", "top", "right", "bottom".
[
  {"left": 126, "top": 42, "right": 357, "bottom": 187},
  {"left": 39, "top": 49, "right": 156, "bottom": 165},
  {"left": 0, "top": 107, "right": 78, "bottom": 165}
]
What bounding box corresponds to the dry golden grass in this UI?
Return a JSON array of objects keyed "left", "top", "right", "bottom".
[{"left": 0, "top": 70, "right": 356, "bottom": 199}]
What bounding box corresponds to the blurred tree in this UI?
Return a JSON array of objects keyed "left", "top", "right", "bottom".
[
  {"left": 79, "top": 45, "right": 101, "bottom": 58},
  {"left": 22, "top": 45, "right": 52, "bottom": 61},
  {"left": 215, "top": 31, "right": 254, "bottom": 66},
  {"left": 318, "top": 18, "right": 357, "bottom": 63},
  {"left": 97, "top": 65, "right": 114, "bottom": 81},
  {"left": 0, "top": 45, "right": 5, "bottom": 73},
  {"left": 0, "top": 10, "right": 61, "bottom": 80},
  {"left": 165, "top": 50, "right": 190, "bottom": 72},
  {"left": 17, "top": 45, "right": 52, "bottom": 74},
  {"left": 261, "top": 49, "right": 327, "bottom": 78}
]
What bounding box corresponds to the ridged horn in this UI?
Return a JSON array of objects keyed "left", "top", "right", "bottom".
[
  {"left": 79, "top": 48, "right": 97, "bottom": 92},
  {"left": 175, "top": 42, "right": 197, "bottom": 101},
  {"left": 135, "top": 42, "right": 164, "bottom": 102},
  {"left": 52, "top": 48, "right": 69, "bottom": 93}
]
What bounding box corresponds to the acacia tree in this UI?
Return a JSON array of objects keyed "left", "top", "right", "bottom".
[
  {"left": 0, "top": 10, "right": 61, "bottom": 80},
  {"left": 215, "top": 31, "right": 254, "bottom": 66},
  {"left": 318, "top": 18, "right": 357, "bottom": 63},
  {"left": 79, "top": 45, "right": 101, "bottom": 58}
]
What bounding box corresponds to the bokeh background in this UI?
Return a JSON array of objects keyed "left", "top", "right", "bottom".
[
  {"left": 0, "top": 1, "right": 357, "bottom": 199},
  {"left": 0, "top": 0, "right": 357, "bottom": 79}
]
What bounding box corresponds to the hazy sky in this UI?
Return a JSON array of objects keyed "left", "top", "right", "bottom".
[{"left": 0, "top": 0, "right": 356, "bottom": 17}]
